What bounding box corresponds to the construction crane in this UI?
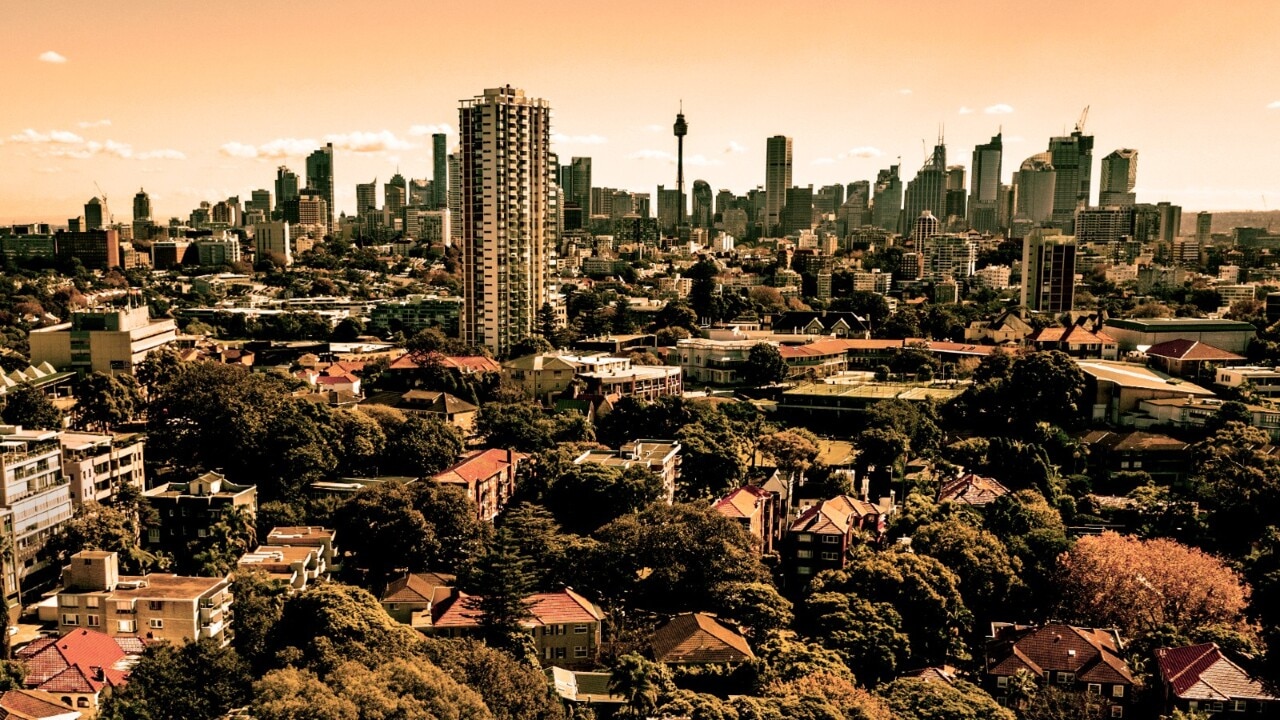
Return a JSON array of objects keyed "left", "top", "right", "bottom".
[
  {"left": 93, "top": 181, "right": 113, "bottom": 224},
  {"left": 1075, "top": 106, "right": 1090, "bottom": 134}
]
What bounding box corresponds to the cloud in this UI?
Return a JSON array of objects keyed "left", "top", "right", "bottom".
[
  {"left": 9, "top": 128, "right": 181, "bottom": 160},
  {"left": 959, "top": 106, "right": 974, "bottom": 115},
  {"left": 1268, "top": 100, "right": 1280, "bottom": 109},
  {"left": 219, "top": 141, "right": 261, "bottom": 158},
  {"left": 552, "top": 133, "right": 608, "bottom": 145},
  {"left": 78, "top": 119, "right": 112, "bottom": 129},
  {"left": 219, "top": 137, "right": 319, "bottom": 159},
  {"left": 984, "top": 103, "right": 1015, "bottom": 114},
  {"left": 685, "top": 154, "right": 722, "bottom": 167},
  {"left": 846, "top": 146, "right": 884, "bottom": 159},
  {"left": 10, "top": 129, "right": 85, "bottom": 144},
  {"left": 897, "top": 88, "right": 912, "bottom": 95},
  {"left": 1006, "top": 135, "right": 1026, "bottom": 144},
  {"left": 136, "top": 149, "right": 187, "bottom": 160},
  {"left": 811, "top": 157, "right": 836, "bottom": 166},
  {"left": 409, "top": 123, "right": 453, "bottom": 136},
  {"left": 725, "top": 141, "right": 746, "bottom": 154},
  {"left": 38, "top": 51, "right": 67, "bottom": 64},
  {"left": 629, "top": 149, "right": 675, "bottom": 161},
  {"left": 644, "top": 124, "right": 663, "bottom": 133},
  {"left": 324, "top": 130, "right": 414, "bottom": 152}
]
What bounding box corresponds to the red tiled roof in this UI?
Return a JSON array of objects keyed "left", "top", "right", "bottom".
[
  {"left": 987, "top": 623, "right": 1134, "bottom": 686},
  {"left": 432, "top": 588, "right": 603, "bottom": 629},
  {"left": 381, "top": 572, "right": 455, "bottom": 604},
  {"left": 938, "top": 473, "right": 1010, "bottom": 506},
  {"left": 0, "top": 688, "right": 81, "bottom": 719},
  {"left": 1157, "top": 643, "right": 1276, "bottom": 702},
  {"left": 17, "top": 629, "right": 134, "bottom": 695},
  {"left": 789, "top": 495, "right": 882, "bottom": 535},
  {"left": 433, "top": 449, "right": 522, "bottom": 487},
  {"left": 713, "top": 485, "right": 772, "bottom": 520},
  {"left": 651, "top": 613, "right": 754, "bottom": 664},
  {"left": 1146, "top": 339, "right": 1244, "bottom": 362}
]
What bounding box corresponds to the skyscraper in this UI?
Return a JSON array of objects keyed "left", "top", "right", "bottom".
[
  {"left": 945, "top": 165, "right": 967, "bottom": 225},
  {"left": 871, "top": 165, "right": 902, "bottom": 233},
  {"left": 133, "top": 189, "right": 152, "bottom": 222},
  {"left": 566, "top": 157, "right": 592, "bottom": 215},
  {"left": 1196, "top": 211, "right": 1213, "bottom": 243},
  {"left": 306, "top": 143, "right": 335, "bottom": 231},
  {"left": 84, "top": 197, "right": 105, "bottom": 231},
  {"left": 458, "top": 86, "right": 554, "bottom": 356},
  {"left": 447, "top": 151, "right": 461, "bottom": 245},
  {"left": 780, "top": 185, "right": 814, "bottom": 235},
  {"left": 249, "top": 189, "right": 272, "bottom": 216},
  {"left": 765, "top": 136, "right": 793, "bottom": 236},
  {"left": 432, "top": 134, "right": 448, "bottom": 210},
  {"left": 1021, "top": 228, "right": 1077, "bottom": 312},
  {"left": 691, "top": 180, "right": 712, "bottom": 230},
  {"left": 1099, "top": 149, "right": 1138, "bottom": 207},
  {"left": 904, "top": 140, "right": 947, "bottom": 232},
  {"left": 275, "top": 166, "right": 300, "bottom": 213},
  {"left": 1013, "top": 153, "right": 1057, "bottom": 226},
  {"left": 969, "top": 132, "right": 1003, "bottom": 233},
  {"left": 386, "top": 173, "right": 407, "bottom": 219},
  {"left": 1047, "top": 127, "right": 1094, "bottom": 232},
  {"left": 356, "top": 180, "right": 378, "bottom": 221}
]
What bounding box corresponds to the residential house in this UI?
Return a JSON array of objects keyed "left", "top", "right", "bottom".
[
  {"left": 502, "top": 354, "right": 579, "bottom": 402},
  {"left": 545, "top": 667, "right": 626, "bottom": 709},
  {"left": 387, "top": 352, "right": 501, "bottom": 380},
  {"left": 142, "top": 471, "right": 257, "bottom": 553},
  {"left": 48, "top": 550, "right": 233, "bottom": 645},
  {"left": 1157, "top": 642, "right": 1279, "bottom": 715},
  {"left": 265, "top": 526, "right": 338, "bottom": 571},
  {"left": 1145, "top": 339, "right": 1244, "bottom": 381},
  {"left": 15, "top": 629, "right": 142, "bottom": 715},
  {"left": 379, "top": 572, "right": 455, "bottom": 628},
  {"left": 576, "top": 362, "right": 683, "bottom": 403},
  {"left": 785, "top": 495, "right": 889, "bottom": 584},
  {"left": 985, "top": 622, "right": 1135, "bottom": 717},
  {"left": 57, "top": 432, "right": 145, "bottom": 507},
  {"left": 937, "top": 473, "right": 1010, "bottom": 507},
  {"left": 432, "top": 449, "right": 523, "bottom": 523},
  {"left": 427, "top": 588, "right": 605, "bottom": 669},
  {"left": 361, "top": 390, "right": 479, "bottom": 433},
  {"left": 771, "top": 311, "right": 869, "bottom": 338},
  {"left": 778, "top": 382, "right": 966, "bottom": 422},
  {"left": 0, "top": 689, "right": 84, "bottom": 719},
  {"left": 965, "top": 311, "right": 1034, "bottom": 345},
  {"left": 1079, "top": 431, "right": 1192, "bottom": 485},
  {"left": 1028, "top": 326, "right": 1119, "bottom": 360},
  {"left": 573, "top": 440, "right": 680, "bottom": 504},
  {"left": 674, "top": 336, "right": 759, "bottom": 386},
  {"left": 713, "top": 485, "right": 783, "bottom": 554},
  {"left": 651, "top": 613, "right": 754, "bottom": 665}
]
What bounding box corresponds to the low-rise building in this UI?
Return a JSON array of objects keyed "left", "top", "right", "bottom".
[
  {"left": 142, "top": 472, "right": 257, "bottom": 552},
  {"left": 236, "top": 544, "right": 326, "bottom": 591},
  {"left": 651, "top": 613, "right": 754, "bottom": 665},
  {"left": 1028, "top": 326, "right": 1119, "bottom": 360},
  {"left": 779, "top": 382, "right": 966, "bottom": 421},
  {"left": 1157, "top": 642, "right": 1279, "bottom": 716},
  {"left": 48, "top": 550, "right": 232, "bottom": 645},
  {"left": 501, "top": 354, "right": 580, "bottom": 401},
  {"left": 379, "top": 571, "right": 454, "bottom": 628},
  {"left": 577, "top": 363, "right": 683, "bottom": 402},
  {"left": 15, "top": 629, "right": 141, "bottom": 715},
  {"left": 985, "top": 622, "right": 1135, "bottom": 717},
  {"left": 29, "top": 307, "right": 177, "bottom": 377},
  {"left": 432, "top": 449, "right": 523, "bottom": 523},
  {"left": 361, "top": 390, "right": 479, "bottom": 433},
  {"left": 1133, "top": 396, "right": 1280, "bottom": 440},
  {"left": 1144, "top": 339, "right": 1245, "bottom": 381},
  {"left": 1102, "top": 317, "right": 1256, "bottom": 353},
  {"left": 675, "top": 336, "right": 759, "bottom": 385},
  {"left": 937, "top": 473, "right": 1009, "bottom": 507},
  {"left": 0, "top": 688, "right": 85, "bottom": 719},
  {"left": 574, "top": 440, "right": 680, "bottom": 504},
  {"left": 367, "top": 295, "right": 462, "bottom": 336},
  {"left": 1076, "top": 360, "right": 1216, "bottom": 424},
  {"left": 427, "top": 588, "right": 606, "bottom": 669},
  {"left": 265, "top": 526, "right": 338, "bottom": 571},
  {"left": 57, "top": 432, "right": 145, "bottom": 506},
  {"left": 1216, "top": 365, "right": 1280, "bottom": 398},
  {"left": 785, "top": 495, "right": 889, "bottom": 584},
  {"left": 713, "top": 485, "right": 783, "bottom": 555},
  {"left": 1078, "top": 431, "right": 1191, "bottom": 485}
]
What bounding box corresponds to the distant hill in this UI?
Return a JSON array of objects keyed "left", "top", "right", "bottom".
[{"left": 1193, "top": 209, "right": 1280, "bottom": 233}]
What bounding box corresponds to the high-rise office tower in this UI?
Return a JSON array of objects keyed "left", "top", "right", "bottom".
[
  {"left": 969, "top": 132, "right": 1003, "bottom": 233},
  {"left": 633, "top": 193, "right": 651, "bottom": 219},
  {"left": 691, "top": 180, "right": 712, "bottom": 230},
  {"left": 275, "top": 166, "right": 300, "bottom": 213},
  {"left": 715, "top": 189, "right": 735, "bottom": 219},
  {"left": 872, "top": 165, "right": 903, "bottom": 233},
  {"left": 1099, "top": 148, "right": 1138, "bottom": 207},
  {"left": 673, "top": 107, "right": 688, "bottom": 229},
  {"left": 1021, "top": 228, "right": 1077, "bottom": 312},
  {"left": 458, "top": 86, "right": 554, "bottom": 356},
  {"left": 1048, "top": 126, "right": 1094, "bottom": 231},
  {"left": 765, "top": 136, "right": 793, "bottom": 235},
  {"left": 656, "top": 186, "right": 682, "bottom": 235},
  {"left": 1196, "top": 211, "right": 1213, "bottom": 243},
  {"left": 567, "top": 157, "right": 592, "bottom": 215},
  {"left": 904, "top": 140, "right": 947, "bottom": 231},
  {"left": 306, "top": 143, "right": 335, "bottom": 230},
  {"left": 356, "top": 180, "right": 378, "bottom": 220},
  {"left": 945, "top": 166, "right": 967, "bottom": 225},
  {"left": 132, "top": 189, "right": 152, "bottom": 222},
  {"left": 780, "top": 185, "right": 814, "bottom": 235},
  {"left": 249, "top": 189, "right": 272, "bottom": 216},
  {"left": 255, "top": 221, "right": 292, "bottom": 267},
  {"left": 1013, "top": 153, "right": 1057, "bottom": 225},
  {"left": 386, "top": 173, "right": 408, "bottom": 218},
  {"left": 1157, "top": 201, "right": 1182, "bottom": 244},
  {"left": 432, "top": 134, "right": 448, "bottom": 210},
  {"left": 85, "top": 197, "right": 105, "bottom": 231},
  {"left": 814, "top": 184, "right": 845, "bottom": 215}
]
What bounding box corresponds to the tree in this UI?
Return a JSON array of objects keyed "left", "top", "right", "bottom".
[
  {"left": 544, "top": 463, "right": 664, "bottom": 534},
  {"left": 743, "top": 342, "right": 788, "bottom": 387},
  {"left": 505, "top": 335, "right": 553, "bottom": 360},
  {"left": 1191, "top": 422, "right": 1280, "bottom": 553},
  {"left": 329, "top": 317, "right": 365, "bottom": 343},
  {"left": 676, "top": 422, "right": 747, "bottom": 501},
  {"left": 185, "top": 505, "right": 257, "bottom": 576},
  {"left": 271, "top": 584, "right": 425, "bottom": 675},
  {"left": 912, "top": 517, "right": 1025, "bottom": 624},
  {"left": 73, "top": 372, "right": 143, "bottom": 430},
  {"left": 802, "top": 592, "right": 910, "bottom": 685},
  {"left": 1020, "top": 685, "right": 1109, "bottom": 720},
  {"left": 475, "top": 403, "right": 556, "bottom": 452},
  {"left": 0, "top": 382, "right": 62, "bottom": 428},
  {"left": 48, "top": 501, "right": 164, "bottom": 575},
  {"left": 1007, "top": 350, "right": 1087, "bottom": 429},
  {"left": 984, "top": 490, "right": 1069, "bottom": 615},
  {"left": 464, "top": 527, "right": 536, "bottom": 657},
  {"left": 231, "top": 568, "right": 289, "bottom": 671},
  {"left": 98, "top": 640, "right": 252, "bottom": 720},
  {"left": 610, "top": 653, "right": 671, "bottom": 720},
  {"left": 380, "top": 413, "right": 464, "bottom": 476},
  {"left": 708, "top": 582, "right": 794, "bottom": 639},
  {"left": 335, "top": 482, "right": 434, "bottom": 587},
  {"left": 1056, "top": 532, "right": 1250, "bottom": 637},
  {"left": 420, "top": 637, "right": 568, "bottom": 720},
  {"left": 878, "top": 677, "right": 1015, "bottom": 720},
  {"left": 251, "top": 667, "right": 357, "bottom": 720},
  {"left": 765, "top": 671, "right": 894, "bottom": 720},
  {"left": 758, "top": 430, "right": 821, "bottom": 484}
]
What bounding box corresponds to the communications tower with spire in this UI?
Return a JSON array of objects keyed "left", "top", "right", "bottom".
[{"left": 673, "top": 103, "right": 688, "bottom": 229}]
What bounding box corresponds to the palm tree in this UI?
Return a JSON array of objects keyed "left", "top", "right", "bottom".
[{"left": 608, "top": 653, "right": 667, "bottom": 719}]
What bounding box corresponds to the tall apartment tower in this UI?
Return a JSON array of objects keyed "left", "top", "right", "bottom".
[
  {"left": 765, "top": 136, "right": 793, "bottom": 236},
  {"left": 132, "top": 189, "right": 152, "bottom": 222},
  {"left": 871, "top": 165, "right": 903, "bottom": 233},
  {"left": 447, "top": 151, "right": 461, "bottom": 244},
  {"left": 1099, "top": 149, "right": 1138, "bottom": 207},
  {"left": 432, "top": 134, "right": 448, "bottom": 210},
  {"left": 944, "top": 165, "right": 967, "bottom": 225},
  {"left": 904, "top": 141, "right": 947, "bottom": 231},
  {"left": 1047, "top": 128, "right": 1094, "bottom": 232},
  {"left": 305, "top": 143, "right": 335, "bottom": 230},
  {"left": 1021, "top": 228, "right": 1077, "bottom": 312},
  {"left": 969, "top": 132, "right": 1003, "bottom": 233},
  {"left": 458, "top": 86, "right": 554, "bottom": 356}
]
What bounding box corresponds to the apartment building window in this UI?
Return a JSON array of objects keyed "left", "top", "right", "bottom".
[
  {"left": 1110, "top": 707, "right": 1123, "bottom": 718},
  {"left": 149, "top": 601, "right": 163, "bottom": 611},
  {"left": 821, "top": 535, "right": 841, "bottom": 544},
  {"left": 117, "top": 620, "right": 135, "bottom": 633},
  {"left": 149, "top": 619, "right": 164, "bottom": 629},
  {"left": 997, "top": 676, "right": 1008, "bottom": 689},
  {"left": 60, "top": 596, "right": 78, "bottom": 607},
  {"left": 85, "top": 597, "right": 99, "bottom": 609},
  {"left": 796, "top": 566, "right": 812, "bottom": 575},
  {"left": 1232, "top": 701, "right": 1247, "bottom": 712},
  {"left": 574, "top": 646, "right": 588, "bottom": 658},
  {"left": 1087, "top": 683, "right": 1102, "bottom": 695},
  {"left": 61, "top": 614, "right": 78, "bottom": 626},
  {"left": 821, "top": 552, "right": 839, "bottom": 561},
  {"left": 574, "top": 624, "right": 588, "bottom": 634},
  {"left": 1112, "top": 686, "right": 1124, "bottom": 698},
  {"left": 797, "top": 550, "right": 813, "bottom": 559},
  {"left": 1057, "top": 672, "right": 1074, "bottom": 685},
  {"left": 87, "top": 615, "right": 100, "bottom": 627}
]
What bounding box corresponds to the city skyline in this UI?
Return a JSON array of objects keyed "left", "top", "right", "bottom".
[{"left": 3, "top": 0, "right": 1280, "bottom": 223}]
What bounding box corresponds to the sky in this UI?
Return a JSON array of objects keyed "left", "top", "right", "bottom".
[{"left": 3, "top": 0, "right": 1280, "bottom": 224}]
